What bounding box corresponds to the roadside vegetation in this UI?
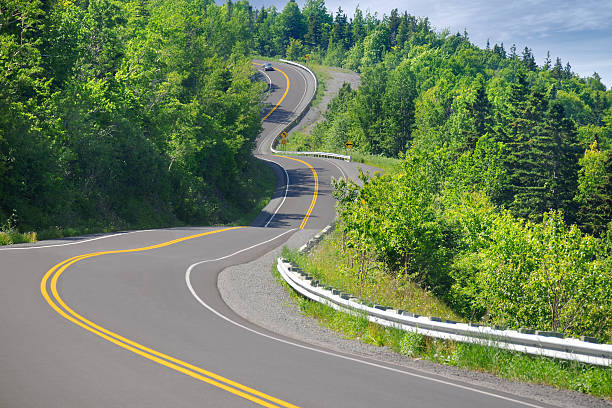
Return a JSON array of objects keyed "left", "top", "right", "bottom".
[
  {"left": 1, "top": 0, "right": 274, "bottom": 242},
  {"left": 278, "top": 245, "right": 612, "bottom": 399},
  {"left": 246, "top": 0, "right": 612, "bottom": 344}
]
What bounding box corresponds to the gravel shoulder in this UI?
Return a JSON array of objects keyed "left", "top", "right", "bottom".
[
  {"left": 292, "top": 66, "right": 360, "bottom": 135},
  {"left": 218, "top": 229, "right": 610, "bottom": 408}
]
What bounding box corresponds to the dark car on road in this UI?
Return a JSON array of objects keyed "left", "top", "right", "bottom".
[{"left": 263, "top": 62, "right": 274, "bottom": 71}]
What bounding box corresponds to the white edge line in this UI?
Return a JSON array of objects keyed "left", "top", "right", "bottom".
[
  {"left": 185, "top": 228, "right": 296, "bottom": 272},
  {"left": 325, "top": 156, "right": 348, "bottom": 180},
  {"left": 258, "top": 68, "right": 272, "bottom": 92},
  {"left": 0, "top": 232, "right": 128, "bottom": 251},
  {"left": 268, "top": 61, "right": 313, "bottom": 154},
  {"left": 186, "top": 260, "right": 546, "bottom": 408},
  {"left": 259, "top": 158, "right": 291, "bottom": 228}
]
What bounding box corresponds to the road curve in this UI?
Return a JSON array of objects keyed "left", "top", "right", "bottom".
[{"left": 0, "top": 61, "right": 554, "bottom": 408}]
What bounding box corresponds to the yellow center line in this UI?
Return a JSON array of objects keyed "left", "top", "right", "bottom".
[
  {"left": 40, "top": 227, "right": 300, "bottom": 408},
  {"left": 253, "top": 62, "right": 290, "bottom": 121},
  {"left": 276, "top": 155, "right": 319, "bottom": 229},
  {"left": 40, "top": 62, "right": 316, "bottom": 407},
  {"left": 253, "top": 61, "right": 319, "bottom": 230}
]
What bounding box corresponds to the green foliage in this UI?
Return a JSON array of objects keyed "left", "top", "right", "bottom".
[
  {"left": 399, "top": 331, "right": 424, "bottom": 356},
  {"left": 476, "top": 211, "right": 611, "bottom": 339},
  {"left": 0, "top": 212, "right": 36, "bottom": 245},
  {"left": 333, "top": 136, "right": 612, "bottom": 340},
  {"left": 575, "top": 141, "right": 612, "bottom": 237},
  {"left": 285, "top": 38, "right": 305, "bottom": 61},
  {"left": 1, "top": 0, "right": 273, "bottom": 236}
]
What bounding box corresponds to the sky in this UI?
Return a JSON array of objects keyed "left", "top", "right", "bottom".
[{"left": 244, "top": 0, "right": 612, "bottom": 89}]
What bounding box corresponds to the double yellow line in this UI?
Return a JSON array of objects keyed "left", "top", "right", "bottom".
[
  {"left": 39, "top": 61, "right": 319, "bottom": 407},
  {"left": 41, "top": 227, "right": 299, "bottom": 408},
  {"left": 254, "top": 62, "right": 318, "bottom": 229}
]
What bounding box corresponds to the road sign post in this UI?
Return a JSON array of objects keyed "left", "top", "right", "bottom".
[
  {"left": 345, "top": 140, "right": 354, "bottom": 156},
  {"left": 280, "top": 131, "right": 288, "bottom": 150}
]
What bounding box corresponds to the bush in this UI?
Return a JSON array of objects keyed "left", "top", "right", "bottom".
[{"left": 476, "top": 211, "right": 612, "bottom": 340}]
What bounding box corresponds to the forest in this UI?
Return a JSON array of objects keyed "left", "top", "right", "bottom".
[
  {"left": 1, "top": 0, "right": 268, "bottom": 236},
  {"left": 2, "top": 0, "right": 611, "bottom": 337},
  {"left": 242, "top": 0, "right": 612, "bottom": 338}
]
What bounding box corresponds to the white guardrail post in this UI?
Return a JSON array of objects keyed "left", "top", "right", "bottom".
[
  {"left": 269, "top": 59, "right": 351, "bottom": 162},
  {"left": 277, "top": 226, "right": 612, "bottom": 367}
]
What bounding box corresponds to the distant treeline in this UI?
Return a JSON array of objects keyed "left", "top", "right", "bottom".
[{"left": 225, "top": 0, "right": 611, "bottom": 338}]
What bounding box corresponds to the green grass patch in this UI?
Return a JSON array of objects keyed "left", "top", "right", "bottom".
[
  {"left": 0, "top": 213, "right": 37, "bottom": 245},
  {"left": 274, "top": 260, "right": 612, "bottom": 398},
  {"left": 0, "top": 229, "right": 37, "bottom": 245},
  {"left": 306, "top": 63, "right": 330, "bottom": 108},
  {"left": 276, "top": 232, "right": 612, "bottom": 399},
  {"left": 283, "top": 133, "right": 402, "bottom": 175},
  {"left": 282, "top": 233, "right": 460, "bottom": 320},
  {"left": 349, "top": 151, "right": 403, "bottom": 175}
]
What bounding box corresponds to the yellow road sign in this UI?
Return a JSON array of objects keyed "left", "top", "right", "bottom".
[
  {"left": 281, "top": 131, "right": 288, "bottom": 139},
  {"left": 345, "top": 140, "right": 354, "bottom": 149},
  {"left": 305, "top": 54, "right": 310, "bottom": 61}
]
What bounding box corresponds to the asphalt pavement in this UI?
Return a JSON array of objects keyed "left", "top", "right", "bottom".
[{"left": 0, "top": 61, "right": 562, "bottom": 408}]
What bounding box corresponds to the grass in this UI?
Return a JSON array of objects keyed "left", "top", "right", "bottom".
[
  {"left": 276, "top": 233, "right": 612, "bottom": 400},
  {"left": 349, "top": 151, "right": 403, "bottom": 175},
  {"left": 0, "top": 229, "right": 37, "bottom": 245},
  {"left": 283, "top": 132, "right": 402, "bottom": 175},
  {"left": 283, "top": 230, "right": 460, "bottom": 320},
  {"left": 306, "top": 63, "right": 330, "bottom": 108}
]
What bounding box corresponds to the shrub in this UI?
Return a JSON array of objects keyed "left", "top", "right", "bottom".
[{"left": 476, "top": 210, "right": 612, "bottom": 340}]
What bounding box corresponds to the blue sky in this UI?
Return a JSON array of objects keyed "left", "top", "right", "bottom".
[{"left": 244, "top": 0, "right": 612, "bottom": 89}]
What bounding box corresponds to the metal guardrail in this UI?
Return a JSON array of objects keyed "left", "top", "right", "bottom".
[
  {"left": 272, "top": 149, "right": 351, "bottom": 161},
  {"left": 268, "top": 59, "right": 351, "bottom": 162},
  {"left": 277, "top": 258, "right": 612, "bottom": 366},
  {"left": 277, "top": 226, "right": 612, "bottom": 367},
  {"left": 268, "top": 60, "right": 612, "bottom": 367}
]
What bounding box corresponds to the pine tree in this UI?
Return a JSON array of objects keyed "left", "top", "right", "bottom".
[
  {"left": 522, "top": 47, "right": 536, "bottom": 71},
  {"left": 543, "top": 51, "right": 551, "bottom": 70},
  {"left": 500, "top": 76, "right": 581, "bottom": 221},
  {"left": 545, "top": 100, "right": 581, "bottom": 222},
  {"left": 507, "top": 87, "right": 550, "bottom": 220},
  {"left": 576, "top": 142, "right": 612, "bottom": 236},
  {"left": 552, "top": 58, "right": 563, "bottom": 79},
  {"left": 387, "top": 8, "right": 400, "bottom": 46}
]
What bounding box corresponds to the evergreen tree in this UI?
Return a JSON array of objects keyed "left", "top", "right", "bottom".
[
  {"left": 492, "top": 42, "right": 506, "bottom": 59},
  {"left": 552, "top": 57, "right": 563, "bottom": 79},
  {"left": 351, "top": 6, "right": 365, "bottom": 45},
  {"left": 576, "top": 142, "right": 612, "bottom": 236},
  {"left": 506, "top": 87, "right": 551, "bottom": 219},
  {"left": 387, "top": 8, "right": 400, "bottom": 46},
  {"left": 330, "top": 7, "right": 347, "bottom": 48},
  {"left": 543, "top": 51, "right": 551, "bottom": 70},
  {"left": 278, "top": 0, "right": 306, "bottom": 47},
  {"left": 460, "top": 74, "right": 492, "bottom": 151},
  {"left": 522, "top": 47, "right": 536, "bottom": 71},
  {"left": 302, "top": 0, "right": 331, "bottom": 48},
  {"left": 545, "top": 100, "right": 581, "bottom": 221}
]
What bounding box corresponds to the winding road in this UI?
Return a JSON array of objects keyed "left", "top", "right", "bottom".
[{"left": 0, "top": 61, "right": 557, "bottom": 407}]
